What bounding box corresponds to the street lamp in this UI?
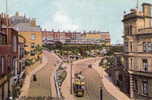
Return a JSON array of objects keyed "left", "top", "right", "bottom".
[{"left": 70, "top": 58, "right": 73, "bottom": 94}]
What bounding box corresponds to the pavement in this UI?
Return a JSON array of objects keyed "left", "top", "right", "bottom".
[
  {"left": 19, "top": 51, "right": 62, "bottom": 99},
  {"left": 19, "top": 52, "right": 48, "bottom": 98},
  {"left": 93, "top": 58, "right": 131, "bottom": 100}
]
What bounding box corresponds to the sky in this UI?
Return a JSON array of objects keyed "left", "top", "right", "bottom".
[{"left": 1, "top": 0, "right": 152, "bottom": 44}]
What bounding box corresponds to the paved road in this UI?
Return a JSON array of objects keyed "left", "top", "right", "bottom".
[
  {"left": 61, "top": 57, "right": 102, "bottom": 100},
  {"left": 73, "top": 58, "right": 102, "bottom": 100},
  {"left": 28, "top": 51, "right": 61, "bottom": 97}
]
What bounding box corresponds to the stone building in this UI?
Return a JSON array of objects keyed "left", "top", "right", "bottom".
[{"left": 122, "top": 3, "right": 152, "bottom": 100}]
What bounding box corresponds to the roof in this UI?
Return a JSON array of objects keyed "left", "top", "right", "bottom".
[
  {"left": 10, "top": 16, "right": 30, "bottom": 25},
  {"left": 1, "top": 25, "right": 18, "bottom": 33},
  {"left": 142, "top": 3, "right": 152, "bottom": 6},
  {"left": 0, "top": 31, "right": 6, "bottom": 36},
  {"left": 13, "top": 23, "right": 41, "bottom": 32}
]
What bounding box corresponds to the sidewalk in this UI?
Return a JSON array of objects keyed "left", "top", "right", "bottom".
[
  {"left": 19, "top": 52, "right": 48, "bottom": 98},
  {"left": 50, "top": 52, "right": 62, "bottom": 97},
  {"left": 92, "top": 58, "right": 131, "bottom": 100},
  {"left": 27, "top": 51, "right": 62, "bottom": 97}
]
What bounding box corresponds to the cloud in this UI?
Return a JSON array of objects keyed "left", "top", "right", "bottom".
[
  {"left": 53, "top": 11, "right": 79, "bottom": 31},
  {"left": 42, "top": 11, "right": 79, "bottom": 31},
  {"left": 2, "top": 0, "right": 152, "bottom": 44}
]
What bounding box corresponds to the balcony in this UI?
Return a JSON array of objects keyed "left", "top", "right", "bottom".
[
  {"left": 123, "top": 10, "right": 144, "bottom": 21},
  {"left": 129, "top": 65, "right": 152, "bottom": 77},
  {"left": 136, "top": 28, "right": 152, "bottom": 36},
  {"left": 0, "top": 45, "right": 11, "bottom": 55},
  {"left": 129, "top": 70, "right": 152, "bottom": 77}
]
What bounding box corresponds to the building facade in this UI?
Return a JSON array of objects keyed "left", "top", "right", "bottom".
[
  {"left": 123, "top": 3, "right": 152, "bottom": 100},
  {"left": 107, "top": 53, "right": 130, "bottom": 95},
  {"left": 11, "top": 12, "right": 43, "bottom": 63},
  {"left": 18, "top": 35, "right": 25, "bottom": 74},
  {"left": 42, "top": 30, "right": 111, "bottom": 45},
  {"left": 0, "top": 13, "right": 18, "bottom": 99}
]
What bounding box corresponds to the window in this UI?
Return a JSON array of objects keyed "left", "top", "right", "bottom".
[
  {"left": 134, "top": 79, "right": 138, "bottom": 92},
  {"left": 31, "top": 34, "right": 36, "bottom": 40},
  {"left": 130, "top": 42, "right": 133, "bottom": 52},
  {"left": 142, "top": 80, "right": 148, "bottom": 96},
  {"left": 0, "top": 36, "right": 3, "bottom": 44},
  {"left": 147, "top": 42, "right": 151, "bottom": 52},
  {"left": 13, "top": 36, "right": 17, "bottom": 52},
  {"left": 118, "top": 74, "right": 123, "bottom": 81},
  {"left": 125, "top": 25, "right": 129, "bottom": 35},
  {"left": 130, "top": 58, "right": 133, "bottom": 70},
  {"left": 1, "top": 56, "right": 5, "bottom": 73},
  {"left": 124, "top": 42, "right": 128, "bottom": 52},
  {"left": 143, "top": 42, "right": 146, "bottom": 52},
  {"left": 143, "top": 59, "right": 148, "bottom": 72},
  {"left": 0, "top": 35, "right": 6, "bottom": 45},
  {"left": 0, "top": 57, "right": 1, "bottom": 73},
  {"left": 129, "top": 25, "right": 133, "bottom": 35},
  {"left": 143, "top": 42, "right": 152, "bottom": 52},
  {"left": 30, "top": 50, "right": 35, "bottom": 56},
  {"left": 31, "top": 43, "right": 35, "bottom": 48}
]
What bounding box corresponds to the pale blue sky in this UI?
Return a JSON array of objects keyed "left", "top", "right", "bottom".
[{"left": 0, "top": 0, "right": 152, "bottom": 44}]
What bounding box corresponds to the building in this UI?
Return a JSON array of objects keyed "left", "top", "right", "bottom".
[
  {"left": 42, "top": 30, "right": 111, "bottom": 45},
  {"left": 0, "top": 13, "right": 18, "bottom": 100},
  {"left": 18, "top": 35, "right": 26, "bottom": 74},
  {"left": 83, "top": 31, "right": 111, "bottom": 45},
  {"left": 107, "top": 52, "right": 130, "bottom": 95},
  {"left": 122, "top": 3, "right": 152, "bottom": 99},
  {"left": 11, "top": 12, "right": 43, "bottom": 63}
]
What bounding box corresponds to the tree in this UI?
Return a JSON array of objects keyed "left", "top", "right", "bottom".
[{"left": 55, "top": 41, "right": 63, "bottom": 49}]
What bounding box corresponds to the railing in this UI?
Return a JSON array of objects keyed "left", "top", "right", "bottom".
[
  {"left": 138, "top": 28, "right": 152, "bottom": 34},
  {"left": 129, "top": 66, "right": 152, "bottom": 73},
  {"left": 54, "top": 62, "right": 64, "bottom": 100},
  {"left": 54, "top": 73, "right": 62, "bottom": 98}
]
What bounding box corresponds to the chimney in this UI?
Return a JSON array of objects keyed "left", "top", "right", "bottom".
[
  {"left": 15, "top": 12, "right": 19, "bottom": 16},
  {"left": 31, "top": 18, "right": 36, "bottom": 26},
  {"left": 142, "top": 3, "right": 151, "bottom": 17}
]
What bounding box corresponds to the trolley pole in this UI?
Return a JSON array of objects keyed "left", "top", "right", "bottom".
[{"left": 70, "top": 59, "right": 73, "bottom": 94}]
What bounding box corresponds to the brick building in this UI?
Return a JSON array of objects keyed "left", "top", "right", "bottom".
[
  {"left": 42, "top": 30, "right": 111, "bottom": 45},
  {"left": 0, "top": 13, "right": 18, "bottom": 100}
]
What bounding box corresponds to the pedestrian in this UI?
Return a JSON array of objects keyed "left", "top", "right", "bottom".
[{"left": 33, "top": 74, "right": 37, "bottom": 81}]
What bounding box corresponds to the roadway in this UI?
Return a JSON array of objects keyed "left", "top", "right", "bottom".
[
  {"left": 61, "top": 57, "right": 102, "bottom": 100},
  {"left": 73, "top": 58, "right": 102, "bottom": 100}
]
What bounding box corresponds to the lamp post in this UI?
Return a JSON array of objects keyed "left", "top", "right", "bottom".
[{"left": 70, "top": 58, "right": 73, "bottom": 94}]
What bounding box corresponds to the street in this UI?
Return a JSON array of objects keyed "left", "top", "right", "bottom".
[
  {"left": 61, "top": 57, "right": 102, "bottom": 100},
  {"left": 27, "top": 51, "right": 61, "bottom": 97},
  {"left": 73, "top": 58, "right": 102, "bottom": 100},
  {"left": 19, "top": 52, "right": 131, "bottom": 100}
]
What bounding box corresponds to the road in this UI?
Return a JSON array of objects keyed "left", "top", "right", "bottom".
[
  {"left": 61, "top": 57, "right": 102, "bottom": 100},
  {"left": 28, "top": 51, "right": 61, "bottom": 97},
  {"left": 73, "top": 58, "right": 102, "bottom": 100}
]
